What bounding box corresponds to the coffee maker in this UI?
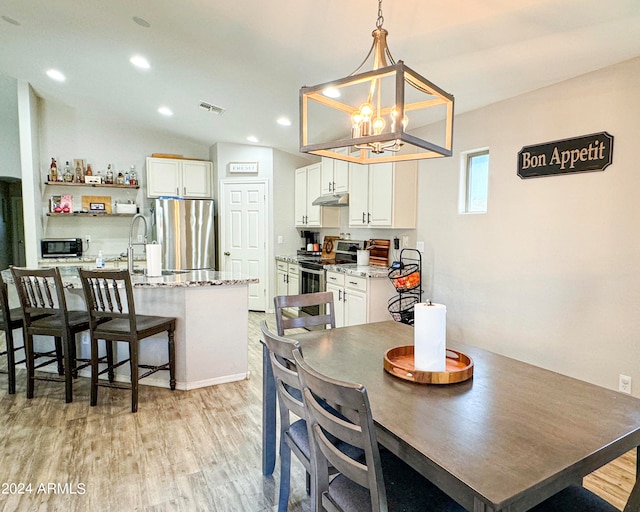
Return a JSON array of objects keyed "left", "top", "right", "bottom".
[{"left": 300, "top": 230, "right": 320, "bottom": 252}]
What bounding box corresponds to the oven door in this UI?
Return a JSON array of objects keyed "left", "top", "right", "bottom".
[{"left": 299, "top": 265, "right": 326, "bottom": 317}]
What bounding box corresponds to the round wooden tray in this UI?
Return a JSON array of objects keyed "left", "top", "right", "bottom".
[{"left": 383, "top": 345, "right": 474, "bottom": 384}]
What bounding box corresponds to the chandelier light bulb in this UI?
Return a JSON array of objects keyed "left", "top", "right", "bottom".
[
  {"left": 360, "top": 103, "right": 374, "bottom": 119},
  {"left": 372, "top": 117, "right": 386, "bottom": 134}
]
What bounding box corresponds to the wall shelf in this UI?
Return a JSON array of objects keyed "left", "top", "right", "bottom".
[{"left": 44, "top": 181, "right": 139, "bottom": 189}]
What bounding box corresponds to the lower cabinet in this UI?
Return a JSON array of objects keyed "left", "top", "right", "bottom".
[
  {"left": 326, "top": 271, "right": 394, "bottom": 328},
  {"left": 275, "top": 259, "right": 300, "bottom": 315}
]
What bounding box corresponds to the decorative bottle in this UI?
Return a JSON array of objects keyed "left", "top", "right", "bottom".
[
  {"left": 106, "top": 165, "right": 114, "bottom": 184},
  {"left": 129, "top": 165, "right": 136, "bottom": 186},
  {"left": 64, "top": 161, "right": 73, "bottom": 182},
  {"left": 85, "top": 164, "right": 93, "bottom": 176},
  {"left": 74, "top": 162, "right": 83, "bottom": 183},
  {"left": 49, "top": 158, "right": 58, "bottom": 182}
]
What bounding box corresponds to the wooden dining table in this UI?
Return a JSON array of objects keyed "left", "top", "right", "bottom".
[{"left": 261, "top": 320, "right": 640, "bottom": 511}]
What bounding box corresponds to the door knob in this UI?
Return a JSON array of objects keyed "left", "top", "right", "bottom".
[{"left": 224, "top": 251, "right": 231, "bottom": 256}]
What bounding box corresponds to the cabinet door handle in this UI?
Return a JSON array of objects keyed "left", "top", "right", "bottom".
[
  {"left": 332, "top": 181, "right": 336, "bottom": 192},
  {"left": 338, "top": 289, "right": 342, "bottom": 301},
  {"left": 349, "top": 281, "right": 358, "bottom": 286},
  {"left": 367, "top": 212, "right": 371, "bottom": 224},
  {"left": 329, "top": 181, "right": 332, "bottom": 192},
  {"left": 176, "top": 187, "right": 180, "bottom": 195},
  {"left": 362, "top": 212, "right": 366, "bottom": 224},
  {"left": 343, "top": 290, "right": 347, "bottom": 302},
  {"left": 224, "top": 251, "right": 231, "bottom": 256},
  {"left": 183, "top": 186, "right": 186, "bottom": 196}
]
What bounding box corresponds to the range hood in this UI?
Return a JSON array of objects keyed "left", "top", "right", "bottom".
[{"left": 312, "top": 193, "right": 349, "bottom": 207}]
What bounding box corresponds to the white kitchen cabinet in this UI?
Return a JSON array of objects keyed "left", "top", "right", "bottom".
[
  {"left": 326, "top": 270, "right": 395, "bottom": 328},
  {"left": 348, "top": 159, "right": 417, "bottom": 228},
  {"left": 276, "top": 259, "right": 300, "bottom": 296},
  {"left": 295, "top": 163, "right": 339, "bottom": 228},
  {"left": 321, "top": 149, "right": 349, "bottom": 195},
  {"left": 146, "top": 157, "right": 213, "bottom": 199}
]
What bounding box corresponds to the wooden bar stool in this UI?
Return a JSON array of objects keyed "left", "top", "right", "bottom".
[
  {"left": 78, "top": 269, "right": 176, "bottom": 413},
  {"left": 10, "top": 267, "right": 91, "bottom": 403},
  {"left": 0, "top": 273, "right": 34, "bottom": 394}
]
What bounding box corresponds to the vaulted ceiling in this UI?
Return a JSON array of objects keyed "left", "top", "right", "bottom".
[{"left": 1, "top": 0, "right": 639, "bottom": 156}]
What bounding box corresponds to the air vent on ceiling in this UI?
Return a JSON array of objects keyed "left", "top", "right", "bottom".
[{"left": 199, "top": 101, "right": 226, "bottom": 115}]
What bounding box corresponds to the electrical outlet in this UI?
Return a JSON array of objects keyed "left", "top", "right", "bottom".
[
  {"left": 402, "top": 236, "right": 409, "bottom": 247},
  {"left": 416, "top": 241, "right": 425, "bottom": 252},
  {"left": 137, "top": 234, "right": 144, "bottom": 243},
  {"left": 84, "top": 234, "right": 91, "bottom": 244},
  {"left": 277, "top": 235, "right": 284, "bottom": 244},
  {"left": 619, "top": 374, "right": 632, "bottom": 394}
]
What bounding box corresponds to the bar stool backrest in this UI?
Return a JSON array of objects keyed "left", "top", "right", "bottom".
[
  {"left": 10, "top": 267, "right": 68, "bottom": 327},
  {"left": 78, "top": 269, "right": 137, "bottom": 336}
]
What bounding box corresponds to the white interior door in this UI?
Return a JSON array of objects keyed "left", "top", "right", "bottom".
[{"left": 220, "top": 180, "right": 267, "bottom": 311}]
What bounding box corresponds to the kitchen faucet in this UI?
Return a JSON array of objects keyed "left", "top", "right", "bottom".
[{"left": 128, "top": 213, "right": 148, "bottom": 274}]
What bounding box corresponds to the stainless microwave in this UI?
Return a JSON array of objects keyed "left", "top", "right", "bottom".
[{"left": 41, "top": 238, "right": 83, "bottom": 258}]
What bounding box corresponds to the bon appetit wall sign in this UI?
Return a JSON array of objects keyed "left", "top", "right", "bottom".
[{"left": 517, "top": 132, "right": 614, "bottom": 179}]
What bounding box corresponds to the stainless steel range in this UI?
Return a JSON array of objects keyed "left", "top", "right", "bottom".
[{"left": 298, "top": 239, "right": 364, "bottom": 318}]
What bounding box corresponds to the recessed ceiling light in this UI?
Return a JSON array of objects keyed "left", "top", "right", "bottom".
[
  {"left": 46, "top": 69, "right": 66, "bottom": 82},
  {"left": 158, "top": 106, "right": 173, "bottom": 116},
  {"left": 132, "top": 16, "right": 151, "bottom": 28},
  {"left": 1, "top": 15, "right": 20, "bottom": 26},
  {"left": 323, "top": 87, "right": 340, "bottom": 98},
  {"left": 247, "top": 135, "right": 259, "bottom": 143},
  {"left": 130, "top": 55, "right": 150, "bottom": 70},
  {"left": 277, "top": 117, "right": 292, "bottom": 126}
]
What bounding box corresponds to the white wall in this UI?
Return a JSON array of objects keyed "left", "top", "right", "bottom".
[
  {"left": 0, "top": 74, "right": 21, "bottom": 180},
  {"left": 418, "top": 56, "right": 640, "bottom": 394},
  {"left": 38, "top": 97, "right": 210, "bottom": 258}
]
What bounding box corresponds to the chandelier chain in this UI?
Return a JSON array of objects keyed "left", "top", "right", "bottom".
[{"left": 376, "top": 0, "right": 384, "bottom": 28}]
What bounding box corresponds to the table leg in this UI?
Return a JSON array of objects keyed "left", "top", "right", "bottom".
[
  {"left": 262, "top": 343, "right": 276, "bottom": 476},
  {"left": 624, "top": 447, "right": 640, "bottom": 512}
]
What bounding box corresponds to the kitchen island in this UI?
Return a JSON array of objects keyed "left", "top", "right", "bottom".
[{"left": 2, "top": 267, "right": 258, "bottom": 391}]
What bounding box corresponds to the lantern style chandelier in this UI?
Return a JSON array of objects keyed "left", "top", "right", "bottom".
[{"left": 299, "top": 0, "right": 454, "bottom": 165}]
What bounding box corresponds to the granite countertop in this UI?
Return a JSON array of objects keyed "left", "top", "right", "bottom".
[
  {"left": 324, "top": 264, "right": 390, "bottom": 279},
  {"left": 2, "top": 267, "right": 258, "bottom": 288},
  {"left": 38, "top": 254, "right": 145, "bottom": 264},
  {"left": 275, "top": 255, "right": 303, "bottom": 264}
]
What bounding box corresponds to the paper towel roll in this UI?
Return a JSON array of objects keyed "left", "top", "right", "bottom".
[
  {"left": 414, "top": 302, "right": 446, "bottom": 372},
  {"left": 146, "top": 243, "right": 162, "bottom": 277}
]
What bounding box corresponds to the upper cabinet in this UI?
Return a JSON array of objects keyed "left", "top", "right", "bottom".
[
  {"left": 146, "top": 157, "right": 213, "bottom": 199},
  {"left": 295, "top": 163, "right": 339, "bottom": 228},
  {"left": 348, "top": 159, "right": 417, "bottom": 228},
  {"left": 321, "top": 148, "right": 349, "bottom": 195}
]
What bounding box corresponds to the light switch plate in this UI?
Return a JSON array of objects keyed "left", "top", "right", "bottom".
[{"left": 416, "top": 241, "right": 425, "bottom": 252}]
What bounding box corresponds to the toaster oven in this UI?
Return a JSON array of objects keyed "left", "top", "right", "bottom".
[{"left": 41, "top": 238, "right": 83, "bottom": 258}]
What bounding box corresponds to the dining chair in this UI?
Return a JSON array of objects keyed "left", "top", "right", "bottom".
[
  {"left": 10, "top": 266, "right": 90, "bottom": 403},
  {"left": 261, "top": 320, "right": 311, "bottom": 511},
  {"left": 0, "top": 273, "right": 32, "bottom": 394},
  {"left": 274, "top": 291, "right": 336, "bottom": 336},
  {"left": 78, "top": 268, "right": 176, "bottom": 413},
  {"left": 293, "top": 346, "right": 469, "bottom": 512}
]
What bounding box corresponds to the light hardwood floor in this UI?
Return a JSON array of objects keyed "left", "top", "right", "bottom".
[{"left": 0, "top": 312, "right": 635, "bottom": 511}]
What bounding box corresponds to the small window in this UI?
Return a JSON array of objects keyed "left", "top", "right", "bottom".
[{"left": 460, "top": 149, "right": 489, "bottom": 214}]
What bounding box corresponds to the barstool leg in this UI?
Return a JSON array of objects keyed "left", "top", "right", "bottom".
[
  {"left": 90, "top": 336, "right": 99, "bottom": 406},
  {"left": 168, "top": 329, "right": 176, "bottom": 391},
  {"left": 130, "top": 342, "right": 139, "bottom": 413},
  {"left": 106, "top": 340, "right": 115, "bottom": 382},
  {"left": 63, "top": 334, "right": 73, "bottom": 403},
  {"left": 54, "top": 336, "right": 64, "bottom": 375},
  {"left": 25, "top": 332, "right": 35, "bottom": 399},
  {"left": 6, "top": 327, "right": 17, "bottom": 395}
]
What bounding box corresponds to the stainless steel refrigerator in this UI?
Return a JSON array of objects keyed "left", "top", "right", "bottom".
[{"left": 152, "top": 198, "right": 217, "bottom": 271}]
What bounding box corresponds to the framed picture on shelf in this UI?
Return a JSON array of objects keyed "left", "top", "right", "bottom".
[
  {"left": 50, "top": 195, "right": 62, "bottom": 213},
  {"left": 89, "top": 202, "right": 106, "bottom": 212}
]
